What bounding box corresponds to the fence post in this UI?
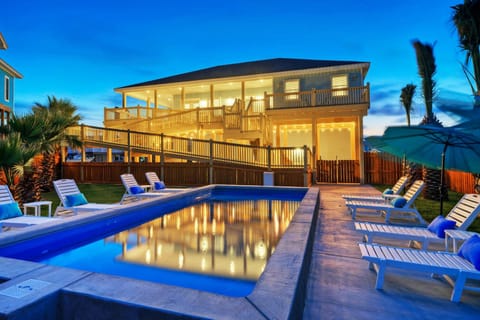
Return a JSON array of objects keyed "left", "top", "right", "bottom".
[
  {"left": 160, "top": 133, "right": 165, "bottom": 181},
  {"left": 303, "top": 145, "right": 308, "bottom": 187},
  {"left": 80, "top": 124, "right": 85, "bottom": 182},
  {"left": 127, "top": 129, "right": 131, "bottom": 174},
  {"left": 209, "top": 139, "right": 214, "bottom": 184}
]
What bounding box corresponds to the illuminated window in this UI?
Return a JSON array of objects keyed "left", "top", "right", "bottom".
[
  {"left": 4, "top": 76, "right": 9, "bottom": 102},
  {"left": 332, "top": 75, "right": 348, "bottom": 96},
  {"left": 285, "top": 79, "right": 299, "bottom": 100}
]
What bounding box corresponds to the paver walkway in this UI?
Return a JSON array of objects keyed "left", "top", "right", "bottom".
[{"left": 303, "top": 184, "right": 480, "bottom": 320}]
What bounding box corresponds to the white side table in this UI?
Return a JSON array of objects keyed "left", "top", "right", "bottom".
[
  {"left": 444, "top": 229, "right": 478, "bottom": 252},
  {"left": 23, "top": 201, "right": 53, "bottom": 217}
]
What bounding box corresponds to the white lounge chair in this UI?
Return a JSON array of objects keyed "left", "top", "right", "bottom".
[
  {"left": 355, "top": 194, "right": 480, "bottom": 250},
  {"left": 359, "top": 242, "right": 480, "bottom": 302},
  {"left": 342, "top": 175, "right": 409, "bottom": 202},
  {"left": 53, "top": 179, "right": 120, "bottom": 215},
  {"left": 0, "top": 185, "right": 58, "bottom": 230},
  {"left": 145, "top": 172, "right": 185, "bottom": 193},
  {"left": 120, "top": 173, "right": 169, "bottom": 203},
  {"left": 345, "top": 180, "right": 426, "bottom": 224}
]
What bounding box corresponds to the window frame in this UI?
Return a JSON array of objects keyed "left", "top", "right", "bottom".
[
  {"left": 4, "top": 75, "right": 10, "bottom": 102},
  {"left": 331, "top": 74, "right": 348, "bottom": 97},
  {"left": 284, "top": 79, "right": 300, "bottom": 100}
]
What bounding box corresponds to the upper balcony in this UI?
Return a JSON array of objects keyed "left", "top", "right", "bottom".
[{"left": 104, "top": 85, "right": 370, "bottom": 127}]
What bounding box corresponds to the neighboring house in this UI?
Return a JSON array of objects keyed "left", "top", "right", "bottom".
[
  {"left": 104, "top": 58, "right": 370, "bottom": 181},
  {"left": 0, "top": 32, "right": 22, "bottom": 127}
]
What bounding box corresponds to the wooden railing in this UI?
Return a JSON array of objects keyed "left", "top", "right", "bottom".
[
  {"left": 67, "top": 125, "right": 312, "bottom": 170},
  {"left": 265, "top": 85, "right": 369, "bottom": 109},
  {"left": 104, "top": 86, "right": 370, "bottom": 133}
]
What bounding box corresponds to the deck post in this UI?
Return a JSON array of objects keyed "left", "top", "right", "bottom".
[
  {"left": 127, "top": 129, "right": 131, "bottom": 174},
  {"left": 209, "top": 139, "right": 214, "bottom": 184},
  {"left": 160, "top": 133, "right": 165, "bottom": 181},
  {"left": 303, "top": 145, "right": 308, "bottom": 187}
]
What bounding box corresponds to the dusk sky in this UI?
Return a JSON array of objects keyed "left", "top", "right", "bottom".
[{"left": 1, "top": 0, "right": 476, "bottom": 136}]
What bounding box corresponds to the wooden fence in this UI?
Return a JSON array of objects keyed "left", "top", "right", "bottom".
[
  {"left": 363, "top": 152, "right": 476, "bottom": 194},
  {"left": 61, "top": 162, "right": 311, "bottom": 187}
]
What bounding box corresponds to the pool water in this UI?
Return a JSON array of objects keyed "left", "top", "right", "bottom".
[{"left": 40, "top": 197, "right": 301, "bottom": 296}]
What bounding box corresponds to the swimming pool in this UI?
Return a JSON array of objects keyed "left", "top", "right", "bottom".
[
  {"left": 39, "top": 198, "right": 301, "bottom": 296},
  {"left": 0, "top": 185, "right": 319, "bottom": 319}
]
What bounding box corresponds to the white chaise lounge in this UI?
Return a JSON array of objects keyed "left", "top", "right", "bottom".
[
  {"left": 0, "top": 185, "right": 58, "bottom": 230},
  {"left": 359, "top": 242, "right": 480, "bottom": 302},
  {"left": 345, "top": 180, "right": 426, "bottom": 224},
  {"left": 342, "top": 175, "right": 409, "bottom": 202},
  {"left": 145, "top": 172, "right": 185, "bottom": 193},
  {"left": 53, "top": 179, "right": 120, "bottom": 215},
  {"left": 120, "top": 173, "right": 169, "bottom": 203},
  {"left": 355, "top": 193, "right": 480, "bottom": 250}
]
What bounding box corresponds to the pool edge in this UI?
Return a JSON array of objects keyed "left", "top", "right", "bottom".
[{"left": 0, "top": 185, "right": 320, "bottom": 320}]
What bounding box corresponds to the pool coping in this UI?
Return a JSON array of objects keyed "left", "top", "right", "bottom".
[{"left": 0, "top": 185, "right": 319, "bottom": 319}]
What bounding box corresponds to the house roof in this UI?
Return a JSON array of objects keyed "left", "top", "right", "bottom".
[
  {"left": 118, "top": 58, "right": 369, "bottom": 89},
  {"left": 0, "top": 33, "right": 7, "bottom": 50},
  {"left": 0, "top": 59, "right": 23, "bottom": 78}
]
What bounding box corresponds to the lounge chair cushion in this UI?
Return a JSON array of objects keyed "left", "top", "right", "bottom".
[
  {"left": 383, "top": 188, "right": 393, "bottom": 195},
  {"left": 65, "top": 193, "right": 88, "bottom": 207},
  {"left": 129, "top": 186, "right": 145, "bottom": 194},
  {"left": 427, "top": 215, "right": 456, "bottom": 238},
  {"left": 154, "top": 181, "right": 166, "bottom": 190},
  {"left": 458, "top": 235, "right": 480, "bottom": 270},
  {"left": 0, "top": 202, "right": 22, "bottom": 220},
  {"left": 391, "top": 197, "right": 407, "bottom": 208}
]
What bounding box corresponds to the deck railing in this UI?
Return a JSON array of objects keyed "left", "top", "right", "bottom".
[
  {"left": 68, "top": 125, "right": 312, "bottom": 170},
  {"left": 104, "top": 86, "right": 370, "bottom": 132},
  {"left": 264, "top": 85, "right": 369, "bottom": 109}
]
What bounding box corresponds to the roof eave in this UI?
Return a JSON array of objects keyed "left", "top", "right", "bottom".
[{"left": 0, "top": 59, "right": 23, "bottom": 78}]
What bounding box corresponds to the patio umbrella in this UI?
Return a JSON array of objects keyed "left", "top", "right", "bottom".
[{"left": 366, "top": 122, "right": 480, "bottom": 214}]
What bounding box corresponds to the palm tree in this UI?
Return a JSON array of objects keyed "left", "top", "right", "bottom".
[
  {"left": 412, "top": 40, "right": 448, "bottom": 201},
  {"left": 399, "top": 84, "right": 421, "bottom": 184},
  {"left": 400, "top": 83, "right": 416, "bottom": 126},
  {"left": 451, "top": 0, "right": 480, "bottom": 108},
  {"left": 0, "top": 114, "right": 45, "bottom": 203},
  {"left": 32, "top": 96, "right": 82, "bottom": 192},
  {"left": 452, "top": 1, "right": 480, "bottom": 194},
  {"left": 0, "top": 121, "right": 42, "bottom": 204}
]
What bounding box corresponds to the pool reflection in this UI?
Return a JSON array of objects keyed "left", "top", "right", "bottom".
[{"left": 107, "top": 199, "right": 299, "bottom": 280}]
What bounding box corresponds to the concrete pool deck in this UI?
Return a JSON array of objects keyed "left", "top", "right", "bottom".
[
  {"left": 304, "top": 184, "right": 480, "bottom": 320},
  {"left": 0, "top": 184, "right": 479, "bottom": 319}
]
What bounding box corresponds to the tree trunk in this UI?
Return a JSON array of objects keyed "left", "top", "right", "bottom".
[{"left": 422, "top": 167, "right": 448, "bottom": 201}]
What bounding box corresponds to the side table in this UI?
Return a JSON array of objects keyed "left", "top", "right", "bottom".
[
  {"left": 23, "top": 201, "right": 53, "bottom": 217},
  {"left": 444, "top": 229, "right": 478, "bottom": 252}
]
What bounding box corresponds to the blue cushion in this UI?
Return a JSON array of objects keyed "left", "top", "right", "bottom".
[
  {"left": 458, "top": 235, "right": 480, "bottom": 270},
  {"left": 0, "top": 202, "right": 23, "bottom": 220},
  {"left": 391, "top": 197, "right": 407, "bottom": 208},
  {"left": 65, "top": 193, "right": 88, "bottom": 207},
  {"left": 383, "top": 188, "right": 393, "bottom": 195},
  {"left": 154, "top": 181, "right": 165, "bottom": 190},
  {"left": 129, "top": 186, "right": 145, "bottom": 194},
  {"left": 427, "top": 215, "right": 456, "bottom": 238}
]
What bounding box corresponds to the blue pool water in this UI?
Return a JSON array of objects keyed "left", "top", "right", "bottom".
[{"left": 0, "top": 186, "right": 307, "bottom": 297}]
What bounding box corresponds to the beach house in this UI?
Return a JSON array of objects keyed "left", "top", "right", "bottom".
[
  {"left": 0, "top": 32, "right": 22, "bottom": 127},
  {"left": 102, "top": 58, "right": 370, "bottom": 182}
]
